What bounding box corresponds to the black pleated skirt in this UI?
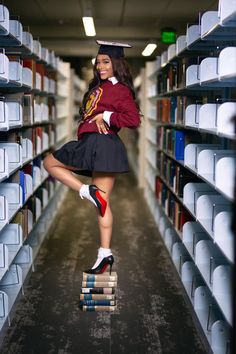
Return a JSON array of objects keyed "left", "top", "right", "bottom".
[{"left": 52, "top": 133, "right": 129, "bottom": 177}]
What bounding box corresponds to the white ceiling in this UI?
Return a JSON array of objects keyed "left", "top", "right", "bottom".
[{"left": 4, "top": 0, "right": 218, "bottom": 58}]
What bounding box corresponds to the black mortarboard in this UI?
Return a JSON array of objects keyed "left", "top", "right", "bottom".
[{"left": 96, "top": 40, "right": 132, "bottom": 58}]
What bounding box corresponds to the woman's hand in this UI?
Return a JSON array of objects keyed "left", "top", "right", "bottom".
[{"left": 89, "top": 113, "right": 108, "bottom": 134}]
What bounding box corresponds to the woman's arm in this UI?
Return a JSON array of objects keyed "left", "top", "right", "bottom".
[{"left": 103, "top": 88, "right": 140, "bottom": 129}]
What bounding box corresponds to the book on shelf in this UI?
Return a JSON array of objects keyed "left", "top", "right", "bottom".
[
  {"left": 81, "top": 305, "right": 117, "bottom": 312},
  {"left": 79, "top": 299, "right": 116, "bottom": 306},
  {"left": 82, "top": 281, "right": 117, "bottom": 288},
  {"left": 81, "top": 287, "right": 115, "bottom": 294},
  {"left": 80, "top": 294, "right": 116, "bottom": 301},
  {"left": 82, "top": 272, "right": 117, "bottom": 282}
]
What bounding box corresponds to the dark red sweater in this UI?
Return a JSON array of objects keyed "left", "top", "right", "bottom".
[{"left": 77, "top": 80, "right": 140, "bottom": 139}]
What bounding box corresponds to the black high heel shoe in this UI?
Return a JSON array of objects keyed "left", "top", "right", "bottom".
[
  {"left": 89, "top": 184, "right": 107, "bottom": 217},
  {"left": 84, "top": 255, "right": 114, "bottom": 275}
]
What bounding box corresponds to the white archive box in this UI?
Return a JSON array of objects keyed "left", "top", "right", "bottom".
[
  {"left": 195, "top": 240, "right": 224, "bottom": 289},
  {"left": 212, "top": 265, "right": 233, "bottom": 326},
  {"left": 184, "top": 144, "right": 221, "bottom": 172},
  {"left": 8, "top": 60, "right": 22, "bottom": 84},
  {"left": 185, "top": 104, "right": 201, "bottom": 128},
  {"left": 211, "top": 320, "right": 231, "bottom": 354},
  {"left": 218, "top": 47, "right": 236, "bottom": 82},
  {"left": 197, "top": 149, "right": 234, "bottom": 186},
  {"left": 6, "top": 99, "right": 23, "bottom": 129},
  {"left": 186, "top": 64, "right": 199, "bottom": 87},
  {"left": 215, "top": 156, "right": 236, "bottom": 199},
  {"left": 171, "top": 241, "right": 188, "bottom": 274},
  {"left": 159, "top": 215, "right": 172, "bottom": 238},
  {"left": 176, "top": 35, "right": 187, "bottom": 55},
  {"left": 196, "top": 194, "right": 231, "bottom": 238},
  {"left": 194, "top": 286, "right": 218, "bottom": 344},
  {"left": 0, "top": 291, "right": 9, "bottom": 330},
  {"left": 9, "top": 20, "right": 23, "bottom": 44},
  {"left": 219, "top": 0, "right": 236, "bottom": 26},
  {"left": 32, "top": 165, "right": 42, "bottom": 191},
  {"left": 0, "top": 264, "right": 23, "bottom": 320},
  {"left": 42, "top": 131, "right": 49, "bottom": 151},
  {"left": 0, "top": 224, "right": 23, "bottom": 281},
  {"left": 198, "top": 103, "right": 219, "bottom": 133},
  {"left": 14, "top": 245, "right": 34, "bottom": 282},
  {"left": 0, "top": 195, "right": 8, "bottom": 231},
  {"left": 214, "top": 211, "right": 234, "bottom": 263},
  {"left": 35, "top": 72, "right": 41, "bottom": 91},
  {"left": 0, "top": 142, "right": 22, "bottom": 174},
  {"left": 0, "top": 183, "right": 23, "bottom": 220},
  {"left": 22, "top": 31, "right": 34, "bottom": 52},
  {"left": 0, "top": 148, "right": 9, "bottom": 181},
  {"left": 164, "top": 227, "right": 179, "bottom": 254},
  {"left": 186, "top": 24, "right": 200, "bottom": 47},
  {"left": 0, "top": 52, "right": 9, "bottom": 82},
  {"left": 161, "top": 50, "right": 168, "bottom": 67},
  {"left": 22, "top": 66, "right": 33, "bottom": 88},
  {"left": 183, "top": 182, "right": 214, "bottom": 216},
  {"left": 21, "top": 138, "right": 33, "bottom": 164},
  {"left": 0, "top": 5, "right": 10, "bottom": 34},
  {"left": 33, "top": 40, "right": 42, "bottom": 59},
  {"left": 167, "top": 44, "right": 176, "bottom": 62},
  {"left": 199, "top": 57, "right": 219, "bottom": 85},
  {"left": 201, "top": 11, "right": 220, "bottom": 38},
  {"left": 181, "top": 261, "right": 198, "bottom": 302},
  {"left": 182, "top": 221, "right": 208, "bottom": 260},
  {"left": 217, "top": 102, "right": 236, "bottom": 137},
  {"left": 41, "top": 47, "right": 49, "bottom": 64}
]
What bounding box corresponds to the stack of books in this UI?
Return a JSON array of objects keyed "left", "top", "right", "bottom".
[{"left": 80, "top": 271, "right": 118, "bottom": 311}]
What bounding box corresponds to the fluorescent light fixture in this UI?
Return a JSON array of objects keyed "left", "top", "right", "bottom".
[
  {"left": 82, "top": 17, "right": 96, "bottom": 37},
  {"left": 142, "top": 43, "right": 157, "bottom": 56},
  {"left": 91, "top": 58, "right": 96, "bottom": 65}
]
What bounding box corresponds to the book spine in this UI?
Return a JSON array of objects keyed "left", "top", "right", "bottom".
[
  {"left": 79, "top": 300, "right": 116, "bottom": 306},
  {"left": 82, "top": 281, "right": 117, "bottom": 288},
  {"left": 82, "top": 274, "right": 117, "bottom": 282},
  {"left": 82, "top": 305, "right": 117, "bottom": 312},
  {"left": 80, "top": 294, "right": 116, "bottom": 300},
  {"left": 81, "top": 287, "right": 115, "bottom": 294}
]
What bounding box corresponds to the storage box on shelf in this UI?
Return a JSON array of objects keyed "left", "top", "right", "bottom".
[
  {"left": 141, "top": 1, "right": 235, "bottom": 353},
  {"left": 0, "top": 4, "right": 71, "bottom": 337}
]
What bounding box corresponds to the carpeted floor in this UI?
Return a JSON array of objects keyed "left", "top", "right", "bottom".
[{"left": 0, "top": 173, "right": 208, "bottom": 354}]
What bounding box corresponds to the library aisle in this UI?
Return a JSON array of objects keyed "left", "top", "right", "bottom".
[{"left": 0, "top": 173, "right": 207, "bottom": 354}]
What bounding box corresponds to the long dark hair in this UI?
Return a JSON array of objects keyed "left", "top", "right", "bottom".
[{"left": 79, "top": 56, "right": 140, "bottom": 120}]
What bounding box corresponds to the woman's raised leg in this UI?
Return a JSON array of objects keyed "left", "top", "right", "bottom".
[{"left": 43, "top": 153, "right": 83, "bottom": 191}]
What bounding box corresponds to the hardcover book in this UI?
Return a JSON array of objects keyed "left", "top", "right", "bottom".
[
  {"left": 82, "top": 281, "right": 117, "bottom": 288},
  {"left": 80, "top": 294, "right": 116, "bottom": 301},
  {"left": 82, "top": 272, "right": 117, "bottom": 282},
  {"left": 79, "top": 299, "right": 116, "bottom": 306},
  {"left": 81, "top": 287, "right": 115, "bottom": 294},
  {"left": 81, "top": 305, "right": 117, "bottom": 312}
]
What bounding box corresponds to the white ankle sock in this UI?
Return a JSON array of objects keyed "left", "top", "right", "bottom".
[
  {"left": 91, "top": 247, "right": 112, "bottom": 269},
  {"left": 79, "top": 184, "right": 97, "bottom": 207}
]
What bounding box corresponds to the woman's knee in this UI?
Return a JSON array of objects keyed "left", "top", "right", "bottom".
[{"left": 43, "top": 154, "right": 53, "bottom": 171}]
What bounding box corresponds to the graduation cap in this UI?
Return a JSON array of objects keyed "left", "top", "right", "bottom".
[{"left": 96, "top": 40, "right": 132, "bottom": 58}]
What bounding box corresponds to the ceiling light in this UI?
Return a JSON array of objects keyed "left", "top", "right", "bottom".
[
  {"left": 82, "top": 16, "right": 96, "bottom": 37},
  {"left": 142, "top": 43, "right": 157, "bottom": 56}
]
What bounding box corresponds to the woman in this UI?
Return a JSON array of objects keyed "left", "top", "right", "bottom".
[{"left": 43, "top": 40, "right": 140, "bottom": 274}]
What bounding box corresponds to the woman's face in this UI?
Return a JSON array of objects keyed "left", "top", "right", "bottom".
[{"left": 96, "top": 54, "right": 114, "bottom": 80}]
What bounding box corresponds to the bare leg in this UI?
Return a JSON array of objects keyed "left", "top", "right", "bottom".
[
  {"left": 43, "top": 154, "right": 83, "bottom": 192},
  {"left": 92, "top": 172, "right": 116, "bottom": 249}
]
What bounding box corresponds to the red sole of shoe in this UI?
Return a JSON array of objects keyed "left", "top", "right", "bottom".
[
  {"left": 95, "top": 191, "right": 107, "bottom": 217},
  {"left": 98, "top": 264, "right": 108, "bottom": 274}
]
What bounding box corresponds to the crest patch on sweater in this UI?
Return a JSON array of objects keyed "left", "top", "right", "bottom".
[{"left": 84, "top": 87, "right": 103, "bottom": 119}]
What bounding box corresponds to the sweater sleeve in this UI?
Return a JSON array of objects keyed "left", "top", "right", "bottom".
[{"left": 109, "top": 87, "right": 140, "bottom": 129}]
